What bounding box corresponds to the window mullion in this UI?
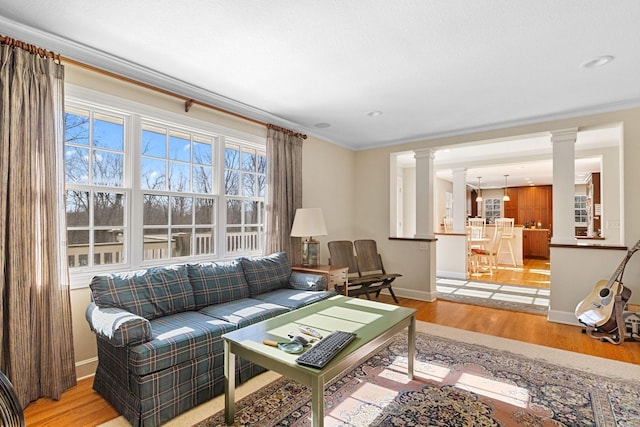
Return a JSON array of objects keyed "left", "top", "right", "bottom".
[
  {"left": 217, "top": 136, "right": 228, "bottom": 258},
  {"left": 129, "top": 115, "right": 143, "bottom": 267}
]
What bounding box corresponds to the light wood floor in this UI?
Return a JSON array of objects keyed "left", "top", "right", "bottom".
[
  {"left": 24, "top": 286, "right": 638, "bottom": 427},
  {"left": 469, "top": 257, "right": 551, "bottom": 288}
]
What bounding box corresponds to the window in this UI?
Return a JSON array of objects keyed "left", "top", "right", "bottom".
[
  {"left": 64, "top": 91, "right": 266, "bottom": 279},
  {"left": 65, "top": 106, "right": 127, "bottom": 268},
  {"left": 484, "top": 198, "right": 502, "bottom": 224},
  {"left": 575, "top": 194, "right": 588, "bottom": 224},
  {"left": 224, "top": 142, "right": 266, "bottom": 253},
  {"left": 140, "top": 123, "right": 217, "bottom": 261}
]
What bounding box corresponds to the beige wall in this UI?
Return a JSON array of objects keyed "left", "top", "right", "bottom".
[
  {"left": 299, "top": 137, "right": 356, "bottom": 265},
  {"left": 350, "top": 108, "right": 640, "bottom": 326},
  {"left": 66, "top": 62, "right": 640, "bottom": 378}
]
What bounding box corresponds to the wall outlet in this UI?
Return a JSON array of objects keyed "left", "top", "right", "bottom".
[{"left": 419, "top": 242, "right": 428, "bottom": 250}]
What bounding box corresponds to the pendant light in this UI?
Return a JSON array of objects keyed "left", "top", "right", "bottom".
[
  {"left": 475, "top": 177, "right": 483, "bottom": 202},
  {"left": 503, "top": 174, "right": 511, "bottom": 202}
]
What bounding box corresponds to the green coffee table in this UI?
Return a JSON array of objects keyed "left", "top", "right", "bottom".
[{"left": 223, "top": 295, "right": 416, "bottom": 427}]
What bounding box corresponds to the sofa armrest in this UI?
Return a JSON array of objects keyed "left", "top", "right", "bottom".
[
  {"left": 86, "top": 302, "right": 152, "bottom": 347},
  {"left": 288, "top": 271, "right": 328, "bottom": 291}
]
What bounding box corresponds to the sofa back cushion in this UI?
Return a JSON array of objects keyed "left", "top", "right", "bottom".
[
  {"left": 187, "top": 260, "right": 250, "bottom": 309},
  {"left": 90, "top": 265, "right": 195, "bottom": 320},
  {"left": 239, "top": 252, "right": 291, "bottom": 296}
]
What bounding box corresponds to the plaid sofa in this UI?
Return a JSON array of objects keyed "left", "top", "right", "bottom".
[{"left": 85, "top": 252, "right": 333, "bottom": 427}]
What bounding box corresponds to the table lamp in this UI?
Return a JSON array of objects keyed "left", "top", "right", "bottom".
[{"left": 290, "top": 208, "right": 328, "bottom": 267}]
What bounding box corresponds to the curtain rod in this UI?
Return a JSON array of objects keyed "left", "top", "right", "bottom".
[
  {"left": 266, "top": 124, "right": 307, "bottom": 140},
  {"left": 60, "top": 56, "right": 307, "bottom": 139},
  {"left": 0, "top": 34, "right": 61, "bottom": 62}
]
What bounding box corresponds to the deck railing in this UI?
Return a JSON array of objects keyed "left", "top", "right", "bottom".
[{"left": 67, "top": 231, "right": 261, "bottom": 267}]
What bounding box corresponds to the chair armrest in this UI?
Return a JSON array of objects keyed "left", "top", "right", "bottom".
[
  {"left": 288, "top": 271, "right": 328, "bottom": 291},
  {"left": 86, "top": 302, "right": 152, "bottom": 347}
]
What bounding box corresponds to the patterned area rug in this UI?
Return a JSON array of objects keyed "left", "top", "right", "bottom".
[
  {"left": 196, "top": 332, "right": 639, "bottom": 426},
  {"left": 436, "top": 277, "right": 550, "bottom": 315}
]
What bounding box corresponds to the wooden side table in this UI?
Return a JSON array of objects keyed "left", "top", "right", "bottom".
[{"left": 291, "top": 264, "right": 349, "bottom": 295}]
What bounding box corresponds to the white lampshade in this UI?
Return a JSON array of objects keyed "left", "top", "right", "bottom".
[
  {"left": 290, "top": 208, "right": 328, "bottom": 238},
  {"left": 291, "top": 208, "right": 327, "bottom": 267}
]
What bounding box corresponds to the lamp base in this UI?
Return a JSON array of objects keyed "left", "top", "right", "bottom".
[{"left": 301, "top": 238, "right": 319, "bottom": 267}]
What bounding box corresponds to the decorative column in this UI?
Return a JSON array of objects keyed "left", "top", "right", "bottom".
[
  {"left": 551, "top": 128, "right": 578, "bottom": 244},
  {"left": 414, "top": 149, "right": 435, "bottom": 239},
  {"left": 451, "top": 168, "right": 467, "bottom": 233}
]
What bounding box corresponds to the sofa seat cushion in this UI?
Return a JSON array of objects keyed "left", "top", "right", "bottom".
[
  {"left": 253, "top": 289, "right": 336, "bottom": 310},
  {"left": 187, "top": 260, "right": 250, "bottom": 309},
  {"left": 129, "top": 311, "right": 236, "bottom": 376},
  {"left": 91, "top": 265, "right": 195, "bottom": 320},
  {"left": 239, "top": 252, "right": 291, "bottom": 296},
  {"left": 199, "top": 298, "right": 289, "bottom": 328}
]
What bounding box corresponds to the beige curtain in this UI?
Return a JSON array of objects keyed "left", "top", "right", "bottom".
[
  {"left": 265, "top": 127, "right": 303, "bottom": 265},
  {"left": 0, "top": 42, "right": 76, "bottom": 407}
]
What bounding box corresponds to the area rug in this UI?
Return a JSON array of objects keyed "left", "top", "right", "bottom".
[
  {"left": 436, "top": 277, "right": 550, "bottom": 315},
  {"left": 195, "top": 330, "right": 640, "bottom": 427}
]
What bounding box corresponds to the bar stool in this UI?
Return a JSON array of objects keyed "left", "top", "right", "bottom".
[
  {"left": 467, "top": 218, "right": 487, "bottom": 249},
  {"left": 495, "top": 218, "right": 517, "bottom": 266}
]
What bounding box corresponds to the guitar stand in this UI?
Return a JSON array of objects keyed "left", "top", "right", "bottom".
[{"left": 582, "top": 294, "right": 636, "bottom": 345}]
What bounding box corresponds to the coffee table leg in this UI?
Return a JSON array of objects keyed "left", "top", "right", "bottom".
[
  {"left": 310, "top": 376, "right": 324, "bottom": 427},
  {"left": 224, "top": 340, "right": 236, "bottom": 425},
  {"left": 408, "top": 315, "right": 415, "bottom": 380}
]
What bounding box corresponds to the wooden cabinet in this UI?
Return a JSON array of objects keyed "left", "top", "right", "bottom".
[
  {"left": 587, "top": 172, "right": 601, "bottom": 236},
  {"left": 503, "top": 188, "right": 518, "bottom": 219},
  {"left": 503, "top": 185, "right": 552, "bottom": 229},
  {"left": 523, "top": 229, "right": 550, "bottom": 259}
]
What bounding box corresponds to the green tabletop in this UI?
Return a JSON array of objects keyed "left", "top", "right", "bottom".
[{"left": 223, "top": 295, "right": 416, "bottom": 427}]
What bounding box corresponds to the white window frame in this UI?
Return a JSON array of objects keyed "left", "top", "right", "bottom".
[
  {"left": 484, "top": 197, "right": 502, "bottom": 224},
  {"left": 574, "top": 194, "right": 588, "bottom": 225},
  {"left": 64, "top": 85, "right": 266, "bottom": 288}
]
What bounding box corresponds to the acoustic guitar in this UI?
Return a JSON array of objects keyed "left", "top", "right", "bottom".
[{"left": 574, "top": 239, "right": 639, "bottom": 333}]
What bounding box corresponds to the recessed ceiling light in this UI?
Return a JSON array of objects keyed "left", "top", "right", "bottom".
[
  {"left": 314, "top": 122, "right": 331, "bottom": 128},
  {"left": 580, "top": 55, "right": 614, "bottom": 69},
  {"left": 366, "top": 110, "right": 383, "bottom": 117}
]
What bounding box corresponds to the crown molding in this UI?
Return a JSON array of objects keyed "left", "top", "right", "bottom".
[{"left": 0, "top": 16, "right": 314, "bottom": 136}]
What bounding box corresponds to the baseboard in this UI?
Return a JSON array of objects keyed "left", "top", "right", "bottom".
[
  {"left": 392, "top": 287, "right": 437, "bottom": 302},
  {"left": 435, "top": 270, "right": 466, "bottom": 280},
  {"left": 76, "top": 356, "right": 98, "bottom": 380},
  {"left": 547, "top": 309, "right": 582, "bottom": 326}
]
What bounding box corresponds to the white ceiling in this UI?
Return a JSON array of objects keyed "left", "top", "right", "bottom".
[
  {"left": 1, "top": 1, "right": 639, "bottom": 153},
  {"left": 0, "top": 1, "right": 632, "bottom": 188}
]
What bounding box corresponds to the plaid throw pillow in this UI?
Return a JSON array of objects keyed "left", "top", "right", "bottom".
[
  {"left": 90, "top": 265, "right": 195, "bottom": 320},
  {"left": 239, "top": 252, "right": 291, "bottom": 296},
  {"left": 187, "top": 260, "right": 250, "bottom": 309}
]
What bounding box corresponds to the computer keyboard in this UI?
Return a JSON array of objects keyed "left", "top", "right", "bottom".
[{"left": 295, "top": 331, "right": 357, "bottom": 369}]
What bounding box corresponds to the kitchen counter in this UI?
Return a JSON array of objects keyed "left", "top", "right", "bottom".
[{"left": 522, "top": 228, "right": 550, "bottom": 258}]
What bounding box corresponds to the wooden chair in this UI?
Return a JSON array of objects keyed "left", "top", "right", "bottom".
[
  {"left": 328, "top": 240, "right": 373, "bottom": 298},
  {"left": 328, "top": 240, "right": 400, "bottom": 303},
  {"left": 467, "top": 220, "right": 488, "bottom": 254},
  {"left": 470, "top": 228, "right": 503, "bottom": 276},
  {"left": 353, "top": 239, "right": 401, "bottom": 303}
]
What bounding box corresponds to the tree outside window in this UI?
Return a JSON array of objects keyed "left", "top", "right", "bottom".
[
  {"left": 64, "top": 107, "right": 126, "bottom": 268},
  {"left": 64, "top": 99, "right": 266, "bottom": 274}
]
